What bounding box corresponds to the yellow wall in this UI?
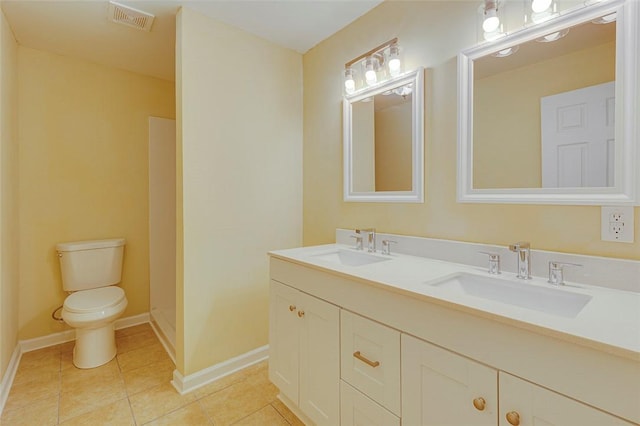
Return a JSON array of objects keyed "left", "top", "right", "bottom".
[
  {"left": 375, "top": 99, "right": 412, "bottom": 191},
  {"left": 302, "top": 1, "right": 639, "bottom": 260},
  {"left": 0, "top": 9, "right": 19, "bottom": 379},
  {"left": 177, "top": 8, "right": 302, "bottom": 376},
  {"left": 17, "top": 47, "right": 175, "bottom": 340},
  {"left": 474, "top": 41, "right": 615, "bottom": 188}
]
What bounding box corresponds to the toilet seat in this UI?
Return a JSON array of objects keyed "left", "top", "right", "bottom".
[{"left": 64, "top": 286, "right": 125, "bottom": 313}]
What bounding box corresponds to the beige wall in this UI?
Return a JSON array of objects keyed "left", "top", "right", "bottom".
[
  {"left": 17, "top": 47, "right": 175, "bottom": 340},
  {"left": 352, "top": 100, "right": 375, "bottom": 192},
  {"left": 176, "top": 8, "right": 302, "bottom": 375},
  {"left": 302, "top": 1, "right": 639, "bottom": 260},
  {"left": 375, "top": 99, "right": 412, "bottom": 191},
  {"left": 0, "top": 9, "right": 18, "bottom": 379},
  {"left": 474, "top": 41, "right": 615, "bottom": 188}
]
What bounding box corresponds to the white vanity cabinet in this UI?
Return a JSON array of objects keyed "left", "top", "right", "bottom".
[
  {"left": 268, "top": 280, "right": 340, "bottom": 426},
  {"left": 268, "top": 256, "right": 640, "bottom": 426},
  {"left": 402, "top": 334, "right": 497, "bottom": 426},
  {"left": 499, "top": 372, "right": 634, "bottom": 426}
]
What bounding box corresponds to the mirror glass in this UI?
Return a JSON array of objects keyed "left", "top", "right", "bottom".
[
  {"left": 344, "top": 68, "right": 424, "bottom": 203},
  {"left": 458, "top": 0, "right": 639, "bottom": 204}
]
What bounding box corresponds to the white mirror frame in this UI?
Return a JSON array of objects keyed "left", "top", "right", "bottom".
[
  {"left": 344, "top": 68, "right": 424, "bottom": 203},
  {"left": 458, "top": 0, "right": 639, "bottom": 205}
]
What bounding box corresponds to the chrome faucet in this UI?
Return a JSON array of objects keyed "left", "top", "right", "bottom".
[
  {"left": 508, "top": 242, "right": 532, "bottom": 279},
  {"left": 357, "top": 228, "right": 376, "bottom": 252},
  {"left": 548, "top": 261, "right": 582, "bottom": 285}
]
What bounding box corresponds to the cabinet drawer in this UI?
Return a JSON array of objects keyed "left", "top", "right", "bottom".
[
  {"left": 340, "top": 380, "right": 400, "bottom": 426},
  {"left": 340, "top": 310, "right": 401, "bottom": 416}
]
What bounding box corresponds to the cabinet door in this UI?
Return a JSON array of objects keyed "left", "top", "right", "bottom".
[
  {"left": 499, "top": 372, "right": 635, "bottom": 426},
  {"left": 402, "top": 334, "right": 497, "bottom": 426},
  {"left": 341, "top": 310, "right": 401, "bottom": 415},
  {"left": 268, "top": 280, "right": 300, "bottom": 403},
  {"left": 298, "top": 290, "right": 340, "bottom": 426},
  {"left": 341, "top": 380, "right": 400, "bottom": 426}
]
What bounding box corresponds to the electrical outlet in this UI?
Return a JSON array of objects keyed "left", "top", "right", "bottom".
[{"left": 601, "top": 206, "right": 634, "bottom": 243}]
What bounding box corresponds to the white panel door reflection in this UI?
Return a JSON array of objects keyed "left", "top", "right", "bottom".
[{"left": 541, "top": 81, "right": 615, "bottom": 188}]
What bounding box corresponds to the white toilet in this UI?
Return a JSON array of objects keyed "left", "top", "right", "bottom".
[{"left": 56, "top": 238, "right": 128, "bottom": 369}]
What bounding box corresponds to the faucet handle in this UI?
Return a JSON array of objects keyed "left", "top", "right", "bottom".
[
  {"left": 350, "top": 234, "right": 364, "bottom": 250},
  {"left": 548, "top": 261, "right": 582, "bottom": 285},
  {"left": 381, "top": 240, "right": 397, "bottom": 255},
  {"left": 479, "top": 251, "right": 501, "bottom": 275}
]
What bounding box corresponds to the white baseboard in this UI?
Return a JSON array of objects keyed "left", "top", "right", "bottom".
[
  {"left": 0, "top": 344, "right": 22, "bottom": 417},
  {"left": 20, "top": 312, "right": 151, "bottom": 353},
  {"left": 149, "top": 317, "right": 176, "bottom": 364},
  {"left": 172, "top": 345, "right": 269, "bottom": 395}
]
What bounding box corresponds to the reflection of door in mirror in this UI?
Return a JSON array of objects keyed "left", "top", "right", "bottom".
[
  {"left": 541, "top": 81, "right": 615, "bottom": 188},
  {"left": 472, "top": 20, "right": 615, "bottom": 189},
  {"left": 351, "top": 89, "right": 413, "bottom": 192}
]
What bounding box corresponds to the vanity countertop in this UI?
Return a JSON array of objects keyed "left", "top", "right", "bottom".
[{"left": 269, "top": 244, "right": 640, "bottom": 361}]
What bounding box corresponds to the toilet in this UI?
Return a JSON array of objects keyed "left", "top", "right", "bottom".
[{"left": 56, "top": 238, "right": 128, "bottom": 369}]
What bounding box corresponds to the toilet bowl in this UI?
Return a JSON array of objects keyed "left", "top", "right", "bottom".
[
  {"left": 56, "top": 238, "right": 127, "bottom": 369},
  {"left": 62, "top": 286, "right": 128, "bottom": 368}
]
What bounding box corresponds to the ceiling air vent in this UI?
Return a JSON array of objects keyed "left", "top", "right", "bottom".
[{"left": 108, "top": 1, "right": 155, "bottom": 32}]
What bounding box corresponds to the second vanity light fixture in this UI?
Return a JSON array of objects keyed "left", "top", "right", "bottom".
[{"left": 343, "top": 38, "right": 403, "bottom": 95}]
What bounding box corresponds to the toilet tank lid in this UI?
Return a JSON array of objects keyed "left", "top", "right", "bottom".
[{"left": 56, "top": 238, "right": 126, "bottom": 252}]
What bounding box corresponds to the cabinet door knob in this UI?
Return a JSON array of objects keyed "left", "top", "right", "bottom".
[
  {"left": 506, "top": 411, "right": 520, "bottom": 426},
  {"left": 297, "top": 310, "right": 305, "bottom": 318},
  {"left": 353, "top": 351, "right": 380, "bottom": 368},
  {"left": 288, "top": 305, "right": 296, "bottom": 312},
  {"left": 472, "top": 397, "right": 486, "bottom": 411}
]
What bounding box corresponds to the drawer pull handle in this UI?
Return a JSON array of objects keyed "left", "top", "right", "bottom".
[
  {"left": 297, "top": 310, "right": 305, "bottom": 318},
  {"left": 506, "top": 411, "right": 520, "bottom": 426},
  {"left": 353, "top": 351, "right": 380, "bottom": 368},
  {"left": 472, "top": 397, "right": 486, "bottom": 411},
  {"left": 289, "top": 305, "right": 296, "bottom": 312}
]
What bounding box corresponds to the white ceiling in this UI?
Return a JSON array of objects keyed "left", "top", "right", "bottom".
[{"left": 1, "top": 0, "right": 383, "bottom": 82}]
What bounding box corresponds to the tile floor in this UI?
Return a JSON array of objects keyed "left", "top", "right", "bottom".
[{"left": 1, "top": 324, "right": 303, "bottom": 426}]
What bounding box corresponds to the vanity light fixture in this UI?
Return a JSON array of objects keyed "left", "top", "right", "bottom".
[{"left": 343, "top": 38, "right": 404, "bottom": 95}]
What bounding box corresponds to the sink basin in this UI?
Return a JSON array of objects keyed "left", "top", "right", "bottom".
[
  {"left": 310, "top": 249, "right": 391, "bottom": 267},
  {"left": 429, "top": 273, "right": 591, "bottom": 318}
]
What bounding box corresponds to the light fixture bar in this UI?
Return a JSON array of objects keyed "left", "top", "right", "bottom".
[{"left": 345, "top": 37, "right": 398, "bottom": 68}]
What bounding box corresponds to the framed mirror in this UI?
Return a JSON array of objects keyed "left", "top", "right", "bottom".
[
  {"left": 343, "top": 68, "right": 424, "bottom": 203},
  {"left": 458, "top": 0, "right": 639, "bottom": 205}
]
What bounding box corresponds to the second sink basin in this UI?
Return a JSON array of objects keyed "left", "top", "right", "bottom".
[
  {"left": 429, "top": 273, "right": 591, "bottom": 318},
  {"left": 310, "top": 249, "right": 391, "bottom": 267}
]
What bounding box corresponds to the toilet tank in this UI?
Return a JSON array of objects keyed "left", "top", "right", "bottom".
[{"left": 56, "top": 238, "right": 126, "bottom": 291}]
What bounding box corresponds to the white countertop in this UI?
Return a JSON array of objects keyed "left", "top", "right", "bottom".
[{"left": 269, "top": 244, "right": 640, "bottom": 361}]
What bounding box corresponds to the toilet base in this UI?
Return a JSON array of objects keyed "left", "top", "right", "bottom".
[{"left": 72, "top": 322, "right": 117, "bottom": 369}]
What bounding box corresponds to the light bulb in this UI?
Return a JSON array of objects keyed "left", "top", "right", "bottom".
[
  {"left": 364, "top": 58, "right": 378, "bottom": 86},
  {"left": 365, "top": 69, "right": 377, "bottom": 85},
  {"left": 388, "top": 44, "right": 402, "bottom": 77},
  {"left": 483, "top": 8, "right": 500, "bottom": 33},
  {"left": 345, "top": 78, "right": 355, "bottom": 94},
  {"left": 344, "top": 68, "right": 355, "bottom": 94},
  {"left": 531, "top": 0, "right": 552, "bottom": 13}
]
